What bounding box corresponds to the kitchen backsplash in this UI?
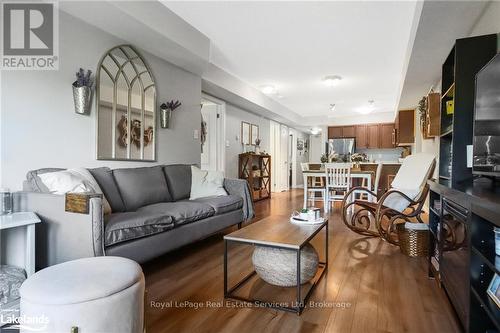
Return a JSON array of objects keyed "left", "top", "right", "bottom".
[{"left": 356, "top": 148, "right": 404, "bottom": 162}]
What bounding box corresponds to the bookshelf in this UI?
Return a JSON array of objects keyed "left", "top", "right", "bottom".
[
  {"left": 238, "top": 153, "right": 271, "bottom": 202},
  {"left": 438, "top": 34, "right": 498, "bottom": 188}
]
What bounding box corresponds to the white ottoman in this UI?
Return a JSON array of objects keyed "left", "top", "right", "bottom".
[{"left": 20, "top": 256, "right": 144, "bottom": 333}]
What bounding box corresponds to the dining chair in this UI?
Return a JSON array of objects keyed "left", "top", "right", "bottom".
[
  {"left": 324, "top": 163, "right": 352, "bottom": 213},
  {"left": 301, "top": 163, "right": 326, "bottom": 209}
]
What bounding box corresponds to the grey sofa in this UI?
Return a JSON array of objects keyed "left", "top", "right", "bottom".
[{"left": 18, "top": 164, "right": 254, "bottom": 268}]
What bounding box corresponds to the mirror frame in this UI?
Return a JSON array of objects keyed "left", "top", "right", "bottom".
[{"left": 95, "top": 44, "right": 157, "bottom": 161}]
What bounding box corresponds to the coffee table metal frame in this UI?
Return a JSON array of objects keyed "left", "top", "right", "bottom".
[{"left": 223, "top": 219, "right": 328, "bottom": 315}]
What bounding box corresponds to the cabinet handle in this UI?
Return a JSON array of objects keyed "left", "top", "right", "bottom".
[{"left": 391, "top": 131, "right": 395, "bottom": 145}]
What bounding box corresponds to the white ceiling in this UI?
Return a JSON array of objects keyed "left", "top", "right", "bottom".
[{"left": 163, "top": 1, "right": 418, "bottom": 123}]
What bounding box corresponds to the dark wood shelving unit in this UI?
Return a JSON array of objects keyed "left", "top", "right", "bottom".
[
  {"left": 438, "top": 34, "right": 498, "bottom": 189},
  {"left": 429, "top": 33, "right": 498, "bottom": 333},
  {"left": 238, "top": 153, "right": 271, "bottom": 202}
]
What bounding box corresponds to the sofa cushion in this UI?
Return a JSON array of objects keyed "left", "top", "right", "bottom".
[
  {"left": 189, "top": 166, "right": 227, "bottom": 200},
  {"left": 113, "top": 166, "right": 172, "bottom": 211},
  {"left": 104, "top": 211, "right": 174, "bottom": 246},
  {"left": 137, "top": 201, "right": 215, "bottom": 226},
  {"left": 26, "top": 168, "right": 65, "bottom": 192},
  {"left": 186, "top": 195, "right": 243, "bottom": 215},
  {"left": 162, "top": 164, "right": 192, "bottom": 201},
  {"left": 89, "top": 167, "right": 125, "bottom": 213}
]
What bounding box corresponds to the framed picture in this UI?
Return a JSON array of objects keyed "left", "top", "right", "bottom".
[
  {"left": 297, "top": 139, "right": 304, "bottom": 151},
  {"left": 251, "top": 124, "right": 259, "bottom": 145},
  {"left": 241, "top": 122, "right": 251, "bottom": 145},
  {"left": 487, "top": 274, "right": 500, "bottom": 308}
]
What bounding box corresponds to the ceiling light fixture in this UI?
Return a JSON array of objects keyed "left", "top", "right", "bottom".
[
  {"left": 322, "top": 75, "right": 342, "bottom": 87},
  {"left": 310, "top": 127, "right": 321, "bottom": 135},
  {"left": 329, "top": 103, "right": 336, "bottom": 111},
  {"left": 261, "top": 85, "right": 277, "bottom": 95},
  {"left": 356, "top": 100, "right": 376, "bottom": 115}
]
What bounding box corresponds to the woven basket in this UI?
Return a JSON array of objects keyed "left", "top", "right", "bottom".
[{"left": 396, "top": 223, "right": 429, "bottom": 257}]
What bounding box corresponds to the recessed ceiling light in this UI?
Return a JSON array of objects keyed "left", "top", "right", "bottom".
[
  {"left": 322, "top": 75, "right": 342, "bottom": 87},
  {"left": 261, "top": 85, "right": 277, "bottom": 95}
]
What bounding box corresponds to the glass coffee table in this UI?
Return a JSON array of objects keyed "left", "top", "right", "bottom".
[{"left": 223, "top": 215, "right": 328, "bottom": 314}]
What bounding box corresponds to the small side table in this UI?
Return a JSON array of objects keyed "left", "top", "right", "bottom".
[{"left": 0, "top": 212, "right": 41, "bottom": 277}]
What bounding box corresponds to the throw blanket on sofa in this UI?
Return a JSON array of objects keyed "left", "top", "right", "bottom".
[{"left": 224, "top": 178, "right": 255, "bottom": 220}]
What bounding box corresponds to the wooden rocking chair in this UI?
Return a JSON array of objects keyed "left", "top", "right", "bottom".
[{"left": 341, "top": 154, "right": 436, "bottom": 245}]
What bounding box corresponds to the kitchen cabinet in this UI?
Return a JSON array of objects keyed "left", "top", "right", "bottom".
[
  {"left": 342, "top": 126, "right": 355, "bottom": 137},
  {"left": 395, "top": 109, "right": 415, "bottom": 145},
  {"left": 355, "top": 125, "right": 368, "bottom": 149},
  {"left": 328, "top": 126, "right": 355, "bottom": 139},
  {"left": 380, "top": 123, "right": 396, "bottom": 148},
  {"left": 328, "top": 126, "right": 343, "bottom": 139},
  {"left": 329, "top": 123, "right": 397, "bottom": 149},
  {"left": 367, "top": 124, "right": 379, "bottom": 148}
]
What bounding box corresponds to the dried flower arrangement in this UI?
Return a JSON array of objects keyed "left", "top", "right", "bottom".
[
  {"left": 73, "top": 68, "right": 94, "bottom": 88},
  {"left": 351, "top": 153, "right": 367, "bottom": 162},
  {"left": 161, "top": 100, "right": 182, "bottom": 111}
]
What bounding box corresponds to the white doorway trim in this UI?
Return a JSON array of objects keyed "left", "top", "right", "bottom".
[
  {"left": 201, "top": 93, "right": 226, "bottom": 174},
  {"left": 289, "top": 128, "right": 298, "bottom": 189}
]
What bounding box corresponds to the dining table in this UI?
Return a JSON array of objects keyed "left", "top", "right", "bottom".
[{"left": 302, "top": 169, "right": 376, "bottom": 209}]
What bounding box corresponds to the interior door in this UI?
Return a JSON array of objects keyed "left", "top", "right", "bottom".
[
  {"left": 280, "top": 124, "right": 289, "bottom": 191},
  {"left": 200, "top": 104, "right": 218, "bottom": 170}
]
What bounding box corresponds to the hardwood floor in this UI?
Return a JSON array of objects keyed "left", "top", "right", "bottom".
[{"left": 143, "top": 190, "right": 461, "bottom": 333}]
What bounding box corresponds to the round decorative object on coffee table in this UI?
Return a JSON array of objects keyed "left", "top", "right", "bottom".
[{"left": 252, "top": 243, "right": 319, "bottom": 287}]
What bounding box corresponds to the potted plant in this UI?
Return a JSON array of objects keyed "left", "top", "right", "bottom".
[
  {"left": 418, "top": 96, "right": 427, "bottom": 138},
  {"left": 351, "top": 153, "right": 367, "bottom": 169},
  {"left": 72, "top": 68, "right": 94, "bottom": 115}
]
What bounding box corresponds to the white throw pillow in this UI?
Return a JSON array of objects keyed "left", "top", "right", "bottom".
[
  {"left": 38, "top": 168, "right": 112, "bottom": 214},
  {"left": 189, "top": 166, "right": 227, "bottom": 200}
]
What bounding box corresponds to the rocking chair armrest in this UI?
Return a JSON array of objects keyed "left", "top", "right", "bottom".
[{"left": 342, "top": 186, "right": 378, "bottom": 207}]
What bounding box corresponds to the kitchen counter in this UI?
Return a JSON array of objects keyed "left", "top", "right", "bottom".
[{"left": 360, "top": 161, "right": 401, "bottom": 164}]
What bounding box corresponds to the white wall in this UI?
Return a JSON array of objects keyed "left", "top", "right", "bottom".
[{"left": 1, "top": 11, "right": 202, "bottom": 190}]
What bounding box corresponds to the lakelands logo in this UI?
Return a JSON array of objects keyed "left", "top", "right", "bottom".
[
  {"left": 1, "top": 313, "right": 50, "bottom": 331},
  {"left": 1, "top": 2, "right": 59, "bottom": 70}
]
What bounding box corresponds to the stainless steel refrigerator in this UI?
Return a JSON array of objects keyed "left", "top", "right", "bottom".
[{"left": 326, "top": 138, "right": 355, "bottom": 161}]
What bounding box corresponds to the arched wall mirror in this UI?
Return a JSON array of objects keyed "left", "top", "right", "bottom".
[{"left": 96, "top": 45, "right": 156, "bottom": 161}]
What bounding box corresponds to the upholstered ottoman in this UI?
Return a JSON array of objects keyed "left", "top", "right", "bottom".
[{"left": 20, "top": 256, "right": 144, "bottom": 333}]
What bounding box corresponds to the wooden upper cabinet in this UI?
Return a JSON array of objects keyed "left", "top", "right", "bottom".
[
  {"left": 355, "top": 125, "right": 367, "bottom": 149},
  {"left": 380, "top": 123, "right": 396, "bottom": 148},
  {"left": 342, "top": 126, "right": 355, "bottom": 138},
  {"left": 426, "top": 92, "right": 441, "bottom": 137},
  {"left": 328, "top": 126, "right": 343, "bottom": 139},
  {"left": 396, "top": 109, "right": 415, "bottom": 145},
  {"left": 367, "top": 124, "right": 380, "bottom": 148}
]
